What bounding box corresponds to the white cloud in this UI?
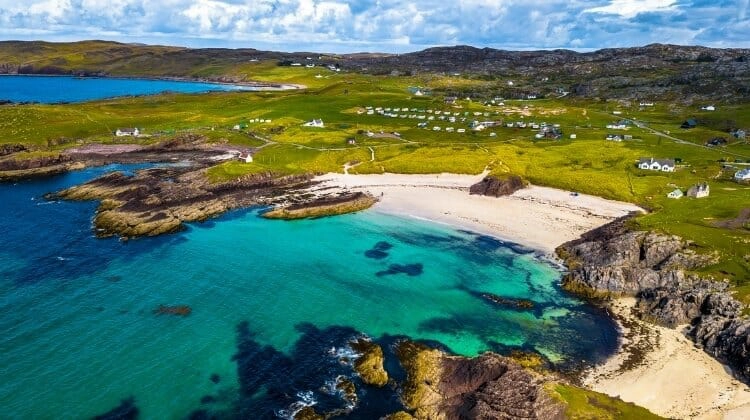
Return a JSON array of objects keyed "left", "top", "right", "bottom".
[
  {"left": 583, "top": 0, "right": 677, "bottom": 19},
  {"left": 0, "top": 0, "right": 747, "bottom": 52}
]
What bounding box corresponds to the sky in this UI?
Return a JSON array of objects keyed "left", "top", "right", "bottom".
[{"left": 0, "top": 0, "right": 748, "bottom": 53}]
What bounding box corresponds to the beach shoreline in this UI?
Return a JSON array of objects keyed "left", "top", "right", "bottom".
[
  {"left": 313, "top": 172, "right": 643, "bottom": 256},
  {"left": 312, "top": 171, "right": 750, "bottom": 419}
]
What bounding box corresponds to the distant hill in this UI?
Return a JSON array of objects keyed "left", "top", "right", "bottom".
[{"left": 1, "top": 40, "right": 748, "bottom": 102}]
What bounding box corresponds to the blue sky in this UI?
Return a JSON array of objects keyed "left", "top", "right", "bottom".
[{"left": 0, "top": 0, "right": 748, "bottom": 52}]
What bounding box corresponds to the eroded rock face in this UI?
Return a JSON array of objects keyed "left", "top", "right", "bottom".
[
  {"left": 558, "top": 216, "right": 750, "bottom": 384},
  {"left": 397, "top": 341, "right": 565, "bottom": 420},
  {"left": 557, "top": 216, "right": 714, "bottom": 298},
  {"left": 469, "top": 175, "right": 526, "bottom": 197},
  {"left": 692, "top": 317, "right": 750, "bottom": 381}
]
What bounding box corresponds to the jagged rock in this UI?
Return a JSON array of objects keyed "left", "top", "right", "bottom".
[
  {"left": 691, "top": 316, "right": 750, "bottom": 381},
  {"left": 396, "top": 341, "right": 565, "bottom": 419},
  {"left": 349, "top": 338, "right": 388, "bottom": 387},
  {"left": 469, "top": 175, "right": 526, "bottom": 197},
  {"left": 557, "top": 216, "right": 712, "bottom": 298},
  {"left": 559, "top": 215, "right": 749, "bottom": 384}
]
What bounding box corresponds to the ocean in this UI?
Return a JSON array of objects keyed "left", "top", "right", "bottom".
[
  {"left": 0, "top": 75, "right": 257, "bottom": 103},
  {"left": 0, "top": 166, "right": 618, "bottom": 418}
]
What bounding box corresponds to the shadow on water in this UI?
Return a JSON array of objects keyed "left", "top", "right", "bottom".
[
  {"left": 92, "top": 397, "right": 139, "bottom": 420},
  {"left": 191, "top": 322, "right": 406, "bottom": 419}
]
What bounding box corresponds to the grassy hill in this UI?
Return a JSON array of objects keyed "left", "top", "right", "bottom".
[{"left": 0, "top": 44, "right": 748, "bottom": 301}]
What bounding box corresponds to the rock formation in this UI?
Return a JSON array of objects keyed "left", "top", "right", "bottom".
[
  {"left": 557, "top": 215, "right": 750, "bottom": 384},
  {"left": 469, "top": 174, "right": 526, "bottom": 197}
]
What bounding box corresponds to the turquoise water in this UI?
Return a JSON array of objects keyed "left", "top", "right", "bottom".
[
  {"left": 0, "top": 75, "right": 257, "bottom": 103},
  {"left": 0, "top": 167, "right": 617, "bottom": 418}
]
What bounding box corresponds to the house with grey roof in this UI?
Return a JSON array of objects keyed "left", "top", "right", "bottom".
[
  {"left": 638, "top": 158, "right": 676, "bottom": 172},
  {"left": 687, "top": 182, "right": 709, "bottom": 198}
]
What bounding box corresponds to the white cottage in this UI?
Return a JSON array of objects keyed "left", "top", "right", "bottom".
[
  {"left": 302, "top": 119, "right": 324, "bottom": 128},
  {"left": 638, "top": 158, "right": 676, "bottom": 172},
  {"left": 115, "top": 128, "right": 140, "bottom": 137}
]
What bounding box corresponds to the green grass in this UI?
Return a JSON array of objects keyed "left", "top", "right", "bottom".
[
  {"left": 1, "top": 60, "right": 748, "bottom": 299},
  {"left": 549, "top": 384, "right": 665, "bottom": 420}
]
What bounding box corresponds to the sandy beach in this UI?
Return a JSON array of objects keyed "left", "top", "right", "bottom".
[
  {"left": 313, "top": 172, "right": 750, "bottom": 419},
  {"left": 314, "top": 172, "right": 642, "bottom": 255},
  {"left": 585, "top": 298, "right": 750, "bottom": 419}
]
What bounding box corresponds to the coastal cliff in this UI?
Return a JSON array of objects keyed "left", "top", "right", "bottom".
[{"left": 557, "top": 216, "right": 750, "bottom": 384}]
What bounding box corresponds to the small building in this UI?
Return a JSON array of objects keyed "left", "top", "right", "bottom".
[
  {"left": 667, "top": 189, "right": 683, "bottom": 199},
  {"left": 681, "top": 119, "right": 698, "bottom": 129},
  {"left": 303, "top": 119, "right": 324, "bottom": 128},
  {"left": 346, "top": 138, "right": 356, "bottom": 145},
  {"left": 706, "top": 137, "right": 728, "bottom": 147},
  {"left": 606, "top": 134, "right": 623, "bottom": 142},
  {"left": 570, "top": 134, "right": 577, "bottom": 139},
  {"left": 687, "top": 182, "right": 710, "bottom": 198},
  {"left": 700, "top": 105, "right": 716, "bottom": 111},
  {"left": 640, "top": 102, "right": 655, "bottom": 107},
  {"left": 444, "top": 96, "right": 458, "bottom": 105},
  {"left": 735, "top": 168, "right": 750, "bottom": 181},
  {"left": 237, "top": 152, "right": 253, "bottom": 163},
  {"left": 638, "top": 157, "right": 676, "bottom": 172},
  {"left": 115, "top": 128, "right": 140, "bottom": 137},
  {"left": 732, "top": 129, "right": 746, "bottom": 140}
]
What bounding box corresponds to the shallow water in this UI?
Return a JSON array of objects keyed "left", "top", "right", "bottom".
[
  {"left": 0, "top": 166, "right": 618, "bottom": 418},
  {"left": 0, "top": 75, "right": 255, "bottom": 103}
]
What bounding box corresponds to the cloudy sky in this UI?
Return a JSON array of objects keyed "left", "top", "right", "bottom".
[{"left": 0, "top": 0, "right": 748, "bottom": 52}]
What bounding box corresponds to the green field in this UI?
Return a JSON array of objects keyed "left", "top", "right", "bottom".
[{"left": 1, "top": 63, "right": 748, "bottom": 299}]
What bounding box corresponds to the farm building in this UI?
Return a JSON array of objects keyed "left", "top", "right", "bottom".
[{"left": 735, "top": 169, "right": 750, "bottom": 181}]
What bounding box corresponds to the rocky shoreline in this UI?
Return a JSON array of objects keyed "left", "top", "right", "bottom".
[{"left": 557, "top": 215, "right": 750, "bottom": 385}]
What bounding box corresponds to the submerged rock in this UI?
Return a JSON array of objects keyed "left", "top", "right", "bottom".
[
  {"left": 153, "top": 305, "right": 192, "bottom": 316},
  {"left": 93, "top": 397, "right": 139, "bottom": 420},
  {"left": 479, "top": 292, "right": 535, "bottom": 310},
  {"left": 376, "top": 263, "right": 423, "bottom": 277}
]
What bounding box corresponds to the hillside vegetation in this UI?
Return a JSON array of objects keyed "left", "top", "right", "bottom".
[{"left": 0, "top": 41, "right": 748, "bottom": 300}]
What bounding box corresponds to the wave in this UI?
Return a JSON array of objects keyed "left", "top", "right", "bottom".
[{"left": 274, "top": 391, "right": 317, "bottom": 419}]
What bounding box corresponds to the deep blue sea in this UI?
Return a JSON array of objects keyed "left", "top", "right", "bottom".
[
  {"left": 0, "top": 166, "right": 618, "bottom": 418},
  {"left": 0, "top": 75, "right": 255, "bottom": 103}
]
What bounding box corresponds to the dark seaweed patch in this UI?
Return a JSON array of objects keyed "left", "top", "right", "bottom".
[
  {"left": 364, "top": 241, "right": 393, "bottom": 259},
  {"left": 209, "top": 373, "right": 220, "bottom": 384},
  {"left": 376, "top": 263, "right": 423, "bottom": 277},
  {"left": 92, "top": 397, "right": 139, "bottom": 420}
]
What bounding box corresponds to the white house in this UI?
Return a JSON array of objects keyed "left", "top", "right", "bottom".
[
  {"left": 735, "top": 168, "right": 750, "bottom": 181},
  {"left": 237, "top": 152, "right": 253, "bottom": 163},
  {"left": 687, "top": 182, "right": 710, "bottom": 198},
  {"left": 115, "top": 128, "right": 140, "bottom": 137},
  {"left": 701, "top": 105, "right": 716, "bottom": 111},
  {"left": 638, "top": 157, "right": 676, "bottom": 172},
  {"left": 667, "top": 189, "right": 683, "bottom": 199},
  {"left": 303, "top": 119, "right": 324, "bottom": 128},
  {"left": 640, "top": 102, "right": 655, "bottom": 107}
]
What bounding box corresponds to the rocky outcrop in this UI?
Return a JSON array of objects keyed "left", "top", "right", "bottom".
[
  {"left": 350, "top": 338, "right": 388, "bottom": 387},
  {"left": 396, "top": 341, "right": 566, "bottom": 419},
  {"left": 692, "top": 317, "right": 750, "bottom": 382},
  {"left": 557, "top": 215, "right": 750, "bottom": 384},
  {"left": 469, "top": 175, "right": 526, "bottom": 197},
  {"left": 557, "top": 215, "right": 715, "bottom": 298},
  {"left": 262, "top": 192, "right": 377, "bottom": 220},
  {"left": 56, "top": 166, "right": 315, "bottom": 238}
]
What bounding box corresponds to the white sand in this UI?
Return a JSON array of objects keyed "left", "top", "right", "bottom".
[
  {"left": 314, "top": 172, "right": 642, "bottom": 255},
  {"left": 313, "top": 172, "right": 750, "bottom": 419},
  {"left": 584, "top": 298, "right": 750, "bottom": 419}
]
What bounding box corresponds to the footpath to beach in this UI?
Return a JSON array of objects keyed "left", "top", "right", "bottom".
[{"left": 313, "top": 171, "right": 750, "bottom": 419}]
